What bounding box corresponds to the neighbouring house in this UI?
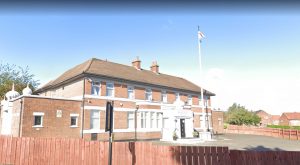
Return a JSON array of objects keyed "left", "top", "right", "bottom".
[
  {"left": 0, "top": 57, "right": 215, "bottom": 141},
  {"left": 279, "top": 112, "right": 300, "bottom": 126},
  {"left": 255, "top": 110, "right": 272, "bottom": 127},
  {"left": 211, "top": 110, "right": 224, "bottom": 134},
  {"left": 271, "top": 115, "right": 280, "bottom": 125}
]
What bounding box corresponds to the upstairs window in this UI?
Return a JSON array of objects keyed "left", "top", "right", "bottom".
[
  {"left": 106, "top": 82, "right": 114, "bottom": 97},
  {"left": 161, "top": 91, "right": 167, "bottom": 103},
  {"left": 175, "top": 93, "right": 180, "bottom": 101},
  {"left": 145, "top": 88, "right": 152, "bottom": 101},
  {"left": 91, "top": 81, "right": 101, "bottom": 96},
  {"left": 188, "top": 95, "right": 192, "bottom": 105},
  {"left": 198, "top": 95, "right": 202, "bottom": 105},
  {"left": 128, "top": 86, "right": 135, "bottom": 99}
]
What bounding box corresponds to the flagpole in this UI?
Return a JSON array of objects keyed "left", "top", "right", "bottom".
[{"left": 197, "top": 26, "right": 206, "bottom": 131}]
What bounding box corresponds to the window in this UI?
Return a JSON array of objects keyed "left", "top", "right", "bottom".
[
  {"left": 156, "top": 113, "right": 163, "bottom": 128},
  {"left": 161, "top": 91, "right": 167, "bottom": 103},
  {"left": 145, "top": 88, "right": 152, "bottom": 101},
  {"left": 188, "top": 95, "right": 192, "bottom": 105},
  {"left": 150, "top": 112, "right": 155, "bottom": 128},
  {"left": 175, "top": 93, "right": 180, "bottom": 101},
  {"left": 128, "top": 86, "right": 135, "bottom": 99},
  {"left": 90, "top": 110, "right": 100, "bottom": 129},
  {"left": 140, "top": 112, "right": 146, "bottom": 128},
  {"left": 106, "top": 82, "right": 114, "bottom": 97},
  {"left": 91, "top": 81, "right": 101, "bottom": 96},
  {"left": 198, "top": 95, "right": 202, "bottom": 105},
  {"left": 33, "top": 112, "right": 44, "bottom": 127},
  {"left": 70, "top": 114, "right": 79, "bottom": 127},
  {"left": 162, "top": 118, "right": 168, "bottom": 129},
  {"left": 127, "top": 112, "right": 134, "bottom": 129}
]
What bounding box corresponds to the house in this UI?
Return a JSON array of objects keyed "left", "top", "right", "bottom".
[
  {"left": 0, "top": 57, "right": 215, "bottom": 141},
  {"left": 271, "top": 115, "right": 280, "bottom": 125},
  {"left": 255, "top": 110, "right": 272, "bottom": 127},
  {"left": 279, "top": 112, "right": 300, "bottom": 126},
  {"left": 211, "top": 110, "right": 224, "bottom": 134}
]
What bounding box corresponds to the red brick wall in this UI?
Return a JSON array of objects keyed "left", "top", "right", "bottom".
[
  {"left": 135, "top": 87, "right": 145, "bottom": 100},
  {"left": 152, "top": 89, "right": 161, "bottom": 102},
  {"left": 167, "top": 91, "right": 176, "bottom": 103},
  {"left": 211, "top": 111, "right": 224, "bottom": 134},
  {"left": 279, "top": 115, "right": 289, "bottom": 126},
  {"left": 21, "top": 97, "right": 82, "bottom": 138}
]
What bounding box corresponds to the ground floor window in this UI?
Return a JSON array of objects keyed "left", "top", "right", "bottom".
[
  {"left": 138, "top": 111, "right": 163, "bottom": 130},
  {"left": 127, "top": 112, "right": 134, "bottom": 129},
  {"left": 90, "top": 110, "right": 100, "bottom": 129},
  {"left": 33, "top": 112, "right": 44, "bottom": 127},
  {"left": 70, "top": 114, "right": 79, "bottom": 127}
]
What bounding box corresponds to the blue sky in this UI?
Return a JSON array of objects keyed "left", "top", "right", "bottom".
[{"left": 1, "top": 8, "right": 300, "bottom": 114}]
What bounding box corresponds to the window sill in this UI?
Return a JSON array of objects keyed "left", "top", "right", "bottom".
[
  {"left": 70, "top": 126, "right": 79, "bottom": 128},
  {"left": 32, "top": 125, "right": 43, "bottom": 128}
]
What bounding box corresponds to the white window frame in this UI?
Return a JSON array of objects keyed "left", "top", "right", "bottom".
[
  {"left": 145, "top": 88, "right": 152, "bottom": 101},
  {"left": 188, "top": 95, "right": 192, "bottom": 105},
  {"left": 90, "top": 110, "right": 100, "bottom": 129},
  {"left": 91, "top": 81, "right": 101, "bottom": 96},
  {"left": 70, "top": 114, "right": 79, "bottom": 127},
  {"left": 127, "top": 112, "right": 135, "bottom": 129},
  {"left": 150, "top": 112, "right": 155, "bottom": 128},
  {"left": 156, "top": 112, "right": 163, "bottom": 129},
  {"left": 33, "top": 112, "right": 44, "bottom": 127},
  {"left": 106, "top": 82, "right": 114, "bottom": 97},
  {"left": 127, "top": 86, "right": 135, "bottom": 99},
  {"left": 161, "top": 90, "right": 167, "bottom": 103}
]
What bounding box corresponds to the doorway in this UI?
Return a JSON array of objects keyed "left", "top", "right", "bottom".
[{"left": 180, "top": 119, "right": 186, "bottom": 138}]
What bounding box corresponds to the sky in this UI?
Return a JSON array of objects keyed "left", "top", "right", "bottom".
[{"left": 0, "top": 3, "right": 300, "bottom": 115}]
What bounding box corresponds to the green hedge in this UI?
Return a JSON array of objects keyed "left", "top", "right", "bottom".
[{"left": 267, "top": 125, "right": 300, "bottom": 130}]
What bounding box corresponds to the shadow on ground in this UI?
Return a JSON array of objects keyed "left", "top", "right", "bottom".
[{"left": 243, "top": 145, "right": 285, "bottom": 151}]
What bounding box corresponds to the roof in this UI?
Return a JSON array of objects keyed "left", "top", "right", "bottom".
[
  {"left": 271, "top": 115, "right": 280, "bottom": 120},
  {"left": 255, "top": 110, "right": 269, "bottom": 115},
  {"left": 35, "top": 58, "right": 215, "bottom": 96},
  {"left": 282, "top": 112, "right": 300, "bottom": 120}
]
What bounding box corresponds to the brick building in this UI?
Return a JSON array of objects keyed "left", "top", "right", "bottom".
[
  {"left": 255, "top": 110, "right": 272, "bottom": 127},
  {"left": 279, "top": 112, "right": 300, "bottom": 126},
  {"left": 0, "top": 58, "right": 215, "bottom": 140}
]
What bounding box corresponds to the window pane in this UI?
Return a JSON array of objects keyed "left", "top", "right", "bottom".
[
  {"left": 106, "top": 89, "right": 113, "bottom": 96},
  {"left": 150, "top": 112, "right": 155, "bottom": 128},
  {"left": 90, "top": 110, "right": 100, "bottom": 129},
  {"left": 34, "top": 116, "right": 42, "bottom": 126},
  {"left": 71, "top": 117, "right": 77, "bottom": 126}
]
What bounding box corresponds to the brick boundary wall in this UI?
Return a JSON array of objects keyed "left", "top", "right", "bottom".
[
  {"left": 224, "top": 125, "right": 300, "bottom": 141},
  {"left": 1, "top": 136, "right": 300, "bottom": 165}
]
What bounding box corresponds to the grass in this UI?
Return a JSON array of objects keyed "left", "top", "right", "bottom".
[{"left": 267, "top": 125, "right": 300, "bottom": 130}]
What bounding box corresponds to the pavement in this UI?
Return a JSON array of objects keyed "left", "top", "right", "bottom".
[{"left": 153, "top": 133, "right": 300, "bottom": 151}]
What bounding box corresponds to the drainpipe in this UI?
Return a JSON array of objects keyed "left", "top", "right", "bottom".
[
  {"left": 81, "top": 78, "right": 86, "bottom": 139},
  {"left": 135, "top": 105, "right": 139, "bottom": 141},
  {"left": 18, "top": 98, "right": 24, "bottom": 137}
]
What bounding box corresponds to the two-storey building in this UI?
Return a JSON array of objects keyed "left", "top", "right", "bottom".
[{"left": 0, "top": 57, "right": 215, "bottom": 140}]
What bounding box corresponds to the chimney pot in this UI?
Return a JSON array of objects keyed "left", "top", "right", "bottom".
[
  {"left": 132, "top": 56, "right": 141, "bottom": 70},
  {"left": 150, "top": 61, "right": 159, "bottom": 74}
]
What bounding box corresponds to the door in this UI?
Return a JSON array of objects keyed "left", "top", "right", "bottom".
[{"left": 180, "top": 119, "right": 186, "bottom": 138}]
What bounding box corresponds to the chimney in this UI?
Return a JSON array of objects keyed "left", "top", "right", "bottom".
[
  {"left": 150, "top": 61, "right": 159, "bottom": 74},
  {"left": 132, "top": 56, "right": 141, "bottom": 70}
]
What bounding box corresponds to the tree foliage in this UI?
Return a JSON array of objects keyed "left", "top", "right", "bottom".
[
  {"left": 225, "top": 103, "right": 261, "bottom": 126},
  {"left": 0, "top": 63, "right": 40, "bottom": 99}
]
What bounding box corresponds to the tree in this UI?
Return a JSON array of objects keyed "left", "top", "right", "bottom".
[
  {"left": 225, "top": 103, "right": 261, "bottom": 126},
  {"left": 0, "top": 63, "right": 40, "bottom": 99}
]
